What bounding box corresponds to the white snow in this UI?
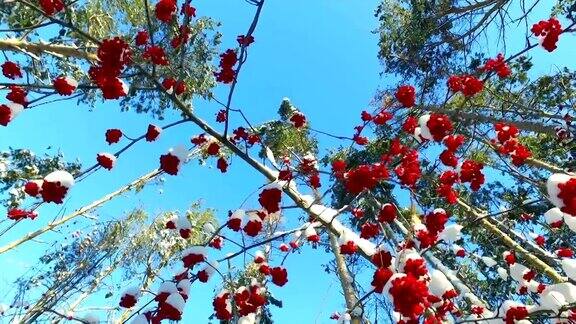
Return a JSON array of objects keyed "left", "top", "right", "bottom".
[
  {"left": 176, "top": 214, "right": 192, "bottom": 230},
  {"left": 122, "top": 286, "right": 141, "bottom": 298},
  {"left": 502, "top": 251, "right": 514, "bottom": 263},
  {"left": 265, "top": 147, "right": 279, "bottom": 169},
  {"left": 547, "top": 173, "right": 572, "bottom": 208},
  {"left": 395, "top": 249, "right": 423, "bottom": 274},
  {"left": 7, "top": 102, "right": 23, "bottom": 121},
  {"left": 120, "top": 79, "right": 129, "bottom": 95},
  {"left": 231, "top": 209, "right": 245, "bottom": 221},
  {"left": 247, "top": 212, "right": 262, "bottom": 224},
  {"left": 428, "top": 269, "right": 455, "bottom": 297},
  {"left": 292, "top": 230, "right": 302, "bottom": 240},
  {"left": 497, "top": 267, "right": 508, "bottom": 280},
  {"left": 97, "top": 152, "right": 116, "bottom": 166},
  {"left": 177, "top": 279, "right": 191, "bottom": 296},
  {"left": 540, "top": 290, "right": 567, "bottom": 312},
  {"left": 543, "top": 283, "right": 576, "bottom": 304},
  {"left": 413, "top": 127, "right": 424, "bottom": 143},
  {"left": 480, "top": 256, "right": 497, "bottom": 268},
  {"left": 166, "top": 292, "right": 186, "bottom": 312},
  {"left": 452, "top": 244, "right": 464, "bottom": 255},
  {"left": 439, "top": 224, "right": 462, "bottom": 243},
  {"left": 44, "top": 170, "right": 75, "bottom": 188},
  {"left": 337, "top": 312, "right": 352, "bottom": 324},
  {"left": 498, "top": 300, "right": 534, "bottom": 319},
  {"left": 304, "top": 225, "right": 317, "bottom": 238},
  {"left": 238, "top": 313, "right": 256, "bottom": 324},
  {"left": 254, "top": 250, "right": 265, "bottom": 263},
  {"left": 562, "top": 258, "right": 576, "bottom": 281},
  {"left": 564, "top": 214, "right": 576, "bottom": 232},
  {"left": 203, "top": 222, "right": 216, "bottom": 234},
  {"left": 158, "top": 281, "right": 178, "bottom": 294},
  {"left": 382, "top": 273, "right": 406, "bottom": 301},
  {"left": 169, "top": 145, "right": 189, "bottom": 163},
  {"left": 64, "top": 76, "right": 78, "bottom": 88},
  {"left": 182, "top": 246, "right": 207, "bottom": 258},
  {"left": 510, "top": 263, "right": 530, "bottom": 282},
  {"left": 545, "top": 207, "right": 565, "bottom": 225},
  {"left": 418, "top": 114, "right": 432, "bottom": 140},
  {"left": 309, "top": 204, "right": 377, "bottom": 256}
]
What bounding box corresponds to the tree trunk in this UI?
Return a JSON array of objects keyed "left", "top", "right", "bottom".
[
  {"left": 457, "top": 199, "right": 565, "bottom": 283},
  {"left": 328, "top": 231, "right": 362, "bottom": 324}
]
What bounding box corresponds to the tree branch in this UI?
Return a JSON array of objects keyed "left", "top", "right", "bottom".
[{"left": 0, "top": 38, "right": 97, "bottom": 62}]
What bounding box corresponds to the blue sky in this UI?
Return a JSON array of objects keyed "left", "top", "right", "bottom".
[
  {"left": 1, "top": 0, "right": 576, "bottom": 323},
  {"left": 0, "top": 1, "right": 382, "bottom": 323}
]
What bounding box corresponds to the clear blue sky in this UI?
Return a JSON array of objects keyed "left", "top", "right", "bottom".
[
  {"left": 0, "top": 1, "right": 382, "bottom": 323},
  {"left": 1, "top": 0, "right": 575, "bottom": 323}
]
